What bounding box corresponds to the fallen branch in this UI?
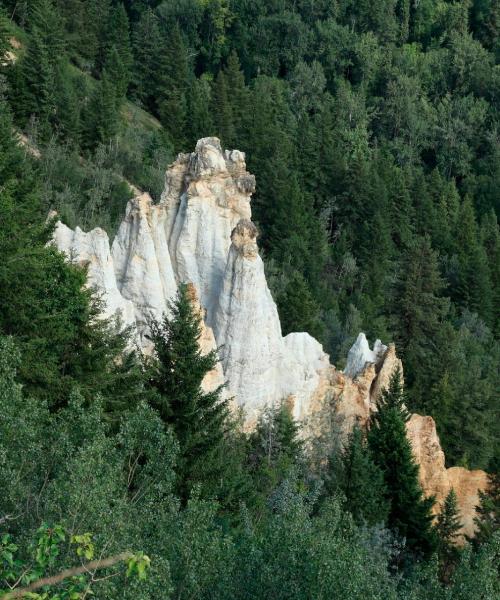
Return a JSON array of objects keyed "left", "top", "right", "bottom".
[{"left": 1, "top": 552, "right": 133, "bottom": 599}]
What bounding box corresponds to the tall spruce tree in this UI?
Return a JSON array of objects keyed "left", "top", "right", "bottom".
[
  {"left": 186, "top": 75, "right": 215, "bottom": 147},
  {"left": 339, "top": 426, "right": 389, "bottom": 526},
  {"left": 130, "top": 7, "right": 161, "bottom": 109},
  {"left": 453, "top": 197, "right": 494, "bottom": 327},
  {"left": 16, "top": 25, "right": 54, "bottom": 136},
  {"left": 212, "top": 69, "right": 235, "bottom": 147},
  {"left": 435, "top": 488, "right": 463, "bottom": 581},
  {"left": 368, "top": 369, "right": 437, "bottom": 558},
  {"left": 147, "top": 283, "right": 230, "bottom": 502},
  {"left": 98, "top": 3, "right": 132, "bottom": 81},
  {"left": 473, "top": 466, "right": 500, "bottom": 546},
  {"left": 156, "top": 24, "right": 189, "bottom": 149},
  {"left": 104, "top": 45, "right": 129, "bottom": 106},
  {"left": 390, "top": 236, "right": 450, "bottom": 411},
  {"left": 83, "top": 69, "right": 119, "bottom": 148},
  {"left": 221, "top": 50, "right": 248, "bottom": 145}
]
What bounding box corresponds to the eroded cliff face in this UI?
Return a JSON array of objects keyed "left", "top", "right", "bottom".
[
  {"left": 52, "top": 137, "right": 486, "bottom": 535},
  {"left": 406, "top": 415, "right": 488, "bottom": 540}
]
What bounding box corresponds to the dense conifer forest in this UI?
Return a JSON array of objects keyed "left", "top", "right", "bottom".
[{"left": 0, "top": 1, "right": 498, "bottom": 598}]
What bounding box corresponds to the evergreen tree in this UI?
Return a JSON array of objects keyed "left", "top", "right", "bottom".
[
  {"left": 212, "top": 69, "right": 235, "bottom": 147},
  {"left": 15, "top": 26, "right": 54, "bottom": 136},
  {"left": 390, "top": 236, "right": 450, "bottom": 410},
  {"left": 222, "top": 50, "right": 248, "bottom": 143},
  {"left": 277, "top": 270, "right": 323, "bottom": 339},
  {"left": 435, "top": 488, "right": 463, "bottom": 581},
  {"left": 130, "top": 7, "right": 161, "bottom": 109},
  {"left": 453, "top": 197, "right": 494, "bottom": 326},
  {"left": 368, "top": 369, "right": 437, "bottom": 558},
  {"left": 338, "top": 426, "right": 389, "bottom": 526},
  {"left": 247, "top": 401, "right": 305, "bottom": 512},
  {"left": 186, "top": 75, "right": 215, "bottom": 147},
  {"left": 83, "top": 70, "right": 119, "bottom": 148},
  {"left": 147, "top": 283, "right": 230, "bottom": 502},
  {"left": 156, "top": 24, "right": 189, "bottom": 148},
  {"left": 474, "top": 467, "right": 500, "bottom": 545},
  {"left": 98, "top": 2, "right": 132, "bottom": 81},
  {"left": 104, "top": 45, "right": 129, "bottom": 106}
]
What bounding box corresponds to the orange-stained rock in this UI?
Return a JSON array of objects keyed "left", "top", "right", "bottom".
[
  {"left": 406, "top": 414, "right": 488, "bottom": 540},
  {"left": 447, "top": 467, "right": 488, "bottom": 540}
]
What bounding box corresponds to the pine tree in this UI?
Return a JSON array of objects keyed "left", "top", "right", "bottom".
[
  {"left": 212, "top": 69, "right": 235, "bottom": 147},
  {"left": 339, "top": 426, "right": 389, "bottom": 526},
  {"left": 15, "top": 19, "right": 55, "bottom": 138},
  {"left": 156, "top": 25, "right": 189, "bottom": 149},
  {"left": 104, "top": 45, "right": 129, "bottom": 106},
  {"left": 130, "top": 7, "right": 161, "bottom": 109},
  {"left": 147, "top": 283, "right": 230, "bottom": 502},
  {"left": 474, "top": 467, "right": 500, "bottom": 546},
  {"left": 453, "top": 197, "right": 494, "bottom": 326},
  {"left": 83, "top": 69, "right": 119, "bottom": 148},
  {"left": 186, "top": 75, "right": 215, "bottom": 147},
  {"left": 435, "top": 489, "right": 463, "bottom": 581},
  {"left": 222, "top": 50, "right": 247, "bottom": 144},
  {"left": 368, "top": 369, "right": 437, "bottom": 558},
  {"left": 247, "top": 401, "right": 305, "bottom": 512},
  {"left": 277, "top": 270, "right": 323, "bottom": 339},
  {"left": 390, "top": 236, "right": 450, "bottom": 410},
  {"left": 98, "top": 3, "right": 132, "bottom": 82}
]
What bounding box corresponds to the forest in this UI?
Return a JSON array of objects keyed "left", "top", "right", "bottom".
[{"left": 0, "top": 0, "right": 498, "bottom": 598}]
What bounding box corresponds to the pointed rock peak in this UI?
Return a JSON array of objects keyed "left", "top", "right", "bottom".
[
  {"left": 230, "top": 219, "right": 259, "bottom": 259},
  {"left": 344, "top": 332, "right": 388, "bottom": 379},
  {"left": 188, "top": 137, "right": 227, "bottom": 177}
]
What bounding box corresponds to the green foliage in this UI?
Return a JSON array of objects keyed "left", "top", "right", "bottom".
[
  {"left": 474, "top": 467, "right": 500, "bottom": 545},
  {"left": 0, "top": 1, "right": 499, "bottom": 596},
  {"left": 156, "top": 25, "right": 189, "bottom": 148},
  {"left": 368, "top": 369, "right": 437, "bottom": 558},
  {"left": 0, "top": 524, "right": 149, "bottom": 599},
  {"left": 148, "top": 283, "right": 231, "bottom": 502},
  {"left": 434, "top": 489, "right": 463, "bottom": 581},
  {"left": 247, "top": 402, "right": 305, "bottom": 512},
  {"left": 337, "top": 426, "right": 390, "bottom": 526}
]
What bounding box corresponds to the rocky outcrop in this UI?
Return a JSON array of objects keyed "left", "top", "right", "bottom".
[
  {"left": 344, "top": 333, "right": 387, "bottom": 379},
  {"left": 406, "top": 415, "right": 488, "bottom": 539},
  {"left": 163, "top": 138, "right": 254, "bottom": 324},
  {"left": 111, "top": 192, "right": 177, "bottom": 347},
  {"left": 53, "top": 220, "right": 135, "bottom": 327},
  {"left": 51, "top": 138, "right": 486, "bottom": 535}
]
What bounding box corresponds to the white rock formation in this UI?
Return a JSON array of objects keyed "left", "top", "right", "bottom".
[
  {"left": 212, "top": 219, "right": 286, "bottom": 420},
  {"left": 111, "top": 192, "right": 177, "bottom": 346},
  {"left": 53, "top": 220, "right": 135, "bottom": 327},
  {"left": 163, "top": 138, "right": 254, "bottom": 324},
  {"left": 344, "top": 333, "right": 387, "bottom": 379},
  {"left": 51, "top": 137, "right": 486, "bottom": 535}
]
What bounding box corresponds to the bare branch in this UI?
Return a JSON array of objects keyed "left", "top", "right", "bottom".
[{"left": 0, "top": 553, "right": 133, "bottom": 599}]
